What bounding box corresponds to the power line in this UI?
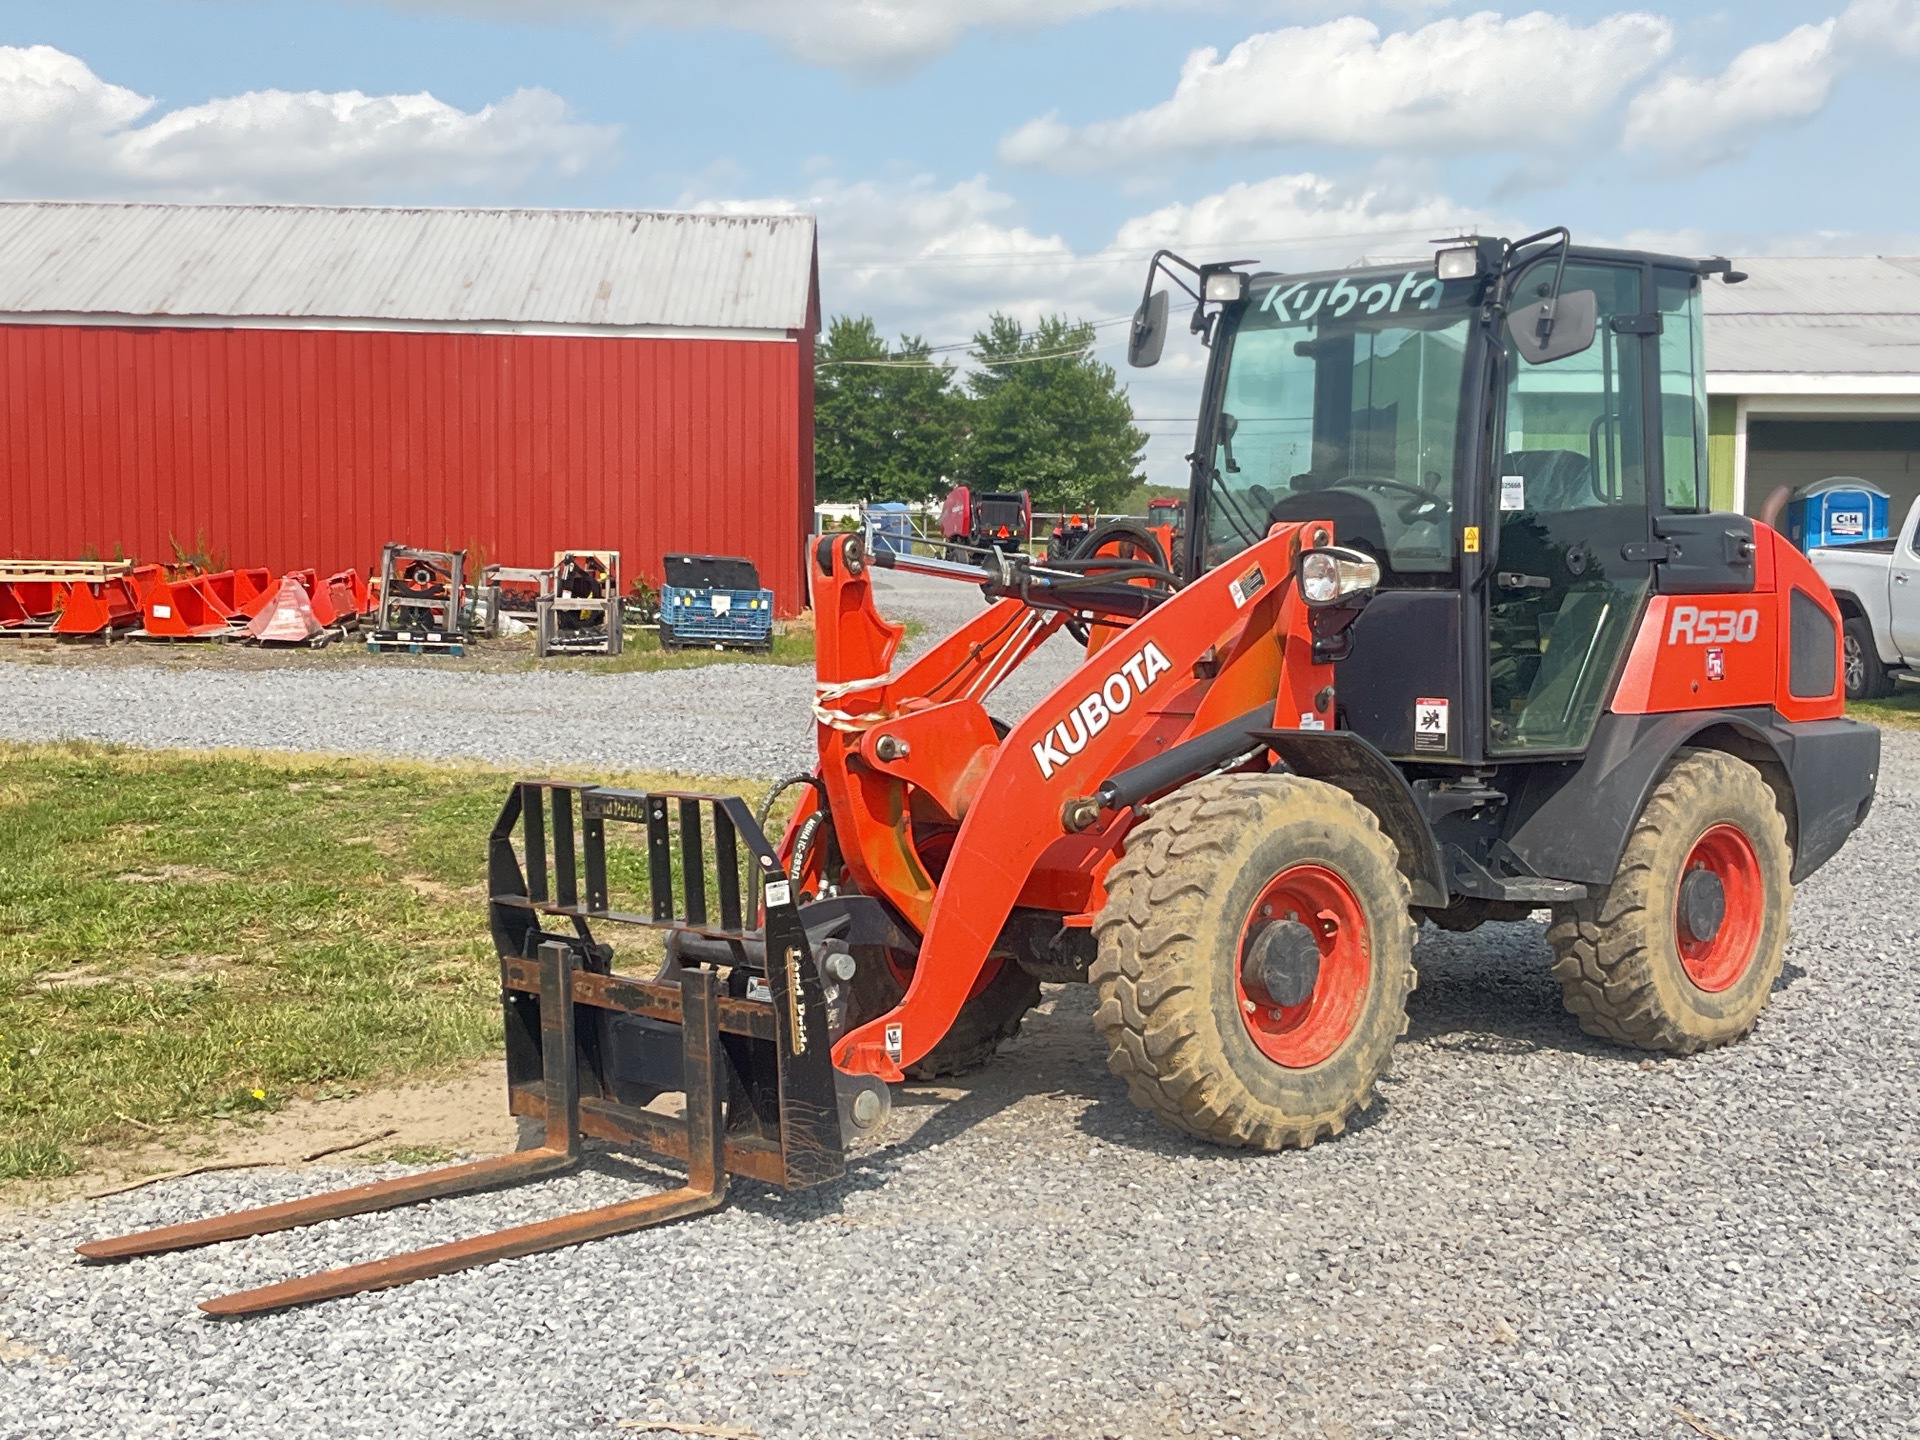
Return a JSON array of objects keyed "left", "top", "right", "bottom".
[{"left": 821, "top": 223, "right": 1471, "bottom": 273}]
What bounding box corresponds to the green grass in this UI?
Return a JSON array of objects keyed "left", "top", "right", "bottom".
[
  {"left": 1851, "top": 688, "right": 1920, "bottom": 730},
  {"left": 0, "top": 742, "right": 760, "bottom": 1182},
  {"left": 529, "top": 624, "right": 815, "bottom": 674}
]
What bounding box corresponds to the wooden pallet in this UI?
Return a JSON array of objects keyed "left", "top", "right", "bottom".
[
  {"left": 0, "top": 560, "right": 134, "bottom": 583},
  {"left": 366, "top": 634, "right": 466, "bottom": 656},
  {"left": 126, "top": 628, "right": 236, "bottom": 644}
]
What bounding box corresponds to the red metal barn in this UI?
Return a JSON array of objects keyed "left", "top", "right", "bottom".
[{"left": 0, "top": 203, "right": 820, "bottom": 614}]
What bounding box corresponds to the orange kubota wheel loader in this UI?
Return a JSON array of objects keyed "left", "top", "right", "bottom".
[{"left": 84, "top": 231, "right": 1879, "bottom": 1315}]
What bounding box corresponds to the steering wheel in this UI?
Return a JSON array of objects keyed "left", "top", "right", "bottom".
[{"left": 1334, "top": 475, "right": 1448, "bottom": 522}]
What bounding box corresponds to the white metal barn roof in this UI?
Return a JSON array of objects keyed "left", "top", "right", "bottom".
[
  {"left": 1706, "top": 257, "right": 1920, "bottom": 382},
  {"left": 0, "top": 203, "right": 818, "bottom": 335}
]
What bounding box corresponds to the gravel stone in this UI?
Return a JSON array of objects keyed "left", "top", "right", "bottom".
[
  {"left": 0, "top": 571, "right": 1082, "bottom": 780},
  {"left": 2, "top": 587, "right": 1915, "bottom": 1437}
]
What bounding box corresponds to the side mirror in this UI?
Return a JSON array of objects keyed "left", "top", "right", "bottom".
[
  {"left": 1128, "top": 289, "right": 1169, "bottom": 368},
  {"left": 1507, "top": 288, "right": 1597, "bottom": 365}
]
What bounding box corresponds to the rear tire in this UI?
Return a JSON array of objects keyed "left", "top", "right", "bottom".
[
  {"left": 1090, "top": 774, "right": 1416, "bottom": 1151},
  {"left": 1548, "top": 749, "right": 1792, "bottom": 1055},
  {"left": 1843, "top": 615, "right": 1893, "bottom": 699}
]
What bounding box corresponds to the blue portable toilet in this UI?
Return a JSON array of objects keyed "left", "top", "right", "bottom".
[
  {"left": 1788, "top": 477, "right": 1890, "bottom": 550},
  {"left": 866, "top": 502, "right": 915, "bottom": 556}
]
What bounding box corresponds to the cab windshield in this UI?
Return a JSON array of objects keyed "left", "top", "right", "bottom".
[{"left": 1205, "top": 267, "right": 1481, "bottom": 579}]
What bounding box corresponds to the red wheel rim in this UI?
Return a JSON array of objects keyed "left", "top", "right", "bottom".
[
  {"left": 1235, "top": 865, "right": 1371, "bottom": 1069},
  {"left": 1676, "top": 824, "right": 1764, "bottom": 993}
]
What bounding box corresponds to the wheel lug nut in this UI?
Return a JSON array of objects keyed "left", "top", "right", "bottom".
[{"left": 1242, "top": 999, "right": 1257, "bottom": 1013}]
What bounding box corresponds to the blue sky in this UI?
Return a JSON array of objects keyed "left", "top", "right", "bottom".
[{"left": 5, "top": 1, "right": 1918, "bottom": 476}]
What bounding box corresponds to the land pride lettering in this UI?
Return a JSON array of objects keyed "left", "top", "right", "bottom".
[{"left": 1258, "top": 270, "right": 1445, "bottom": 325}]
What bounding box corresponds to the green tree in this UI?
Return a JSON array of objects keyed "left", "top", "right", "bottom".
[
  {"left": 960, "top": 313, "right": 1146, "bottom": 513},
  {"left": 814, "top": 316, "right": 964, "bottom": 504}
]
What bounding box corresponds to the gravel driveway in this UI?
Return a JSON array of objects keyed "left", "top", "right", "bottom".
[
  {"left": 3, "top": 589, "right": 1916, "bottom": 1438},
  {"left": 0, "top": 571, "right": 1079, "bottom": 781}
]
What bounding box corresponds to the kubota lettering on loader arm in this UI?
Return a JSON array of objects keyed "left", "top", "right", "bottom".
[{"left": 807, "top": 524, "right": 1333, "bottom": 1080}]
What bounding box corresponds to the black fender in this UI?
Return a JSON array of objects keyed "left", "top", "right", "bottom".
[
  {"left": 1505, "top": 707, "right": 1879, "bottom": 887},
  {"left": 1257, "top": 729, "right": 1448, "bottom": 909}
]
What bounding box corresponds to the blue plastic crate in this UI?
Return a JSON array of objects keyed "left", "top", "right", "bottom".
[{"left": 660, "top": 584, "right": 775, "bottom": 649}]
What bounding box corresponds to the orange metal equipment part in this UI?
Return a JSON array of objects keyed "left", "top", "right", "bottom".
[
  {"left": 138, "top": 573, "right": 233, "bottom": 638},
  {"left": 802, "top": 523, "right": 1335, "bottom": 1081},
  {"left": 0, "top": 580, "right": 68, "bottom": 628},
  {"left": 52, "top": 577, "right": 140, "bottom": 636},
  {"left": 199, "top": 568, "right": 274, "bottom": 619}
]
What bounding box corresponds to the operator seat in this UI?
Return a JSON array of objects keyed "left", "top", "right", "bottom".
[{"left": 1502, "top": 450, "right": 1602, "bottom": 512}]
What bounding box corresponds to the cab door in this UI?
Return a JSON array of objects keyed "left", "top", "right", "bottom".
[{"left": 1487, "top": 260, "right": 1658, "bottom": 754}]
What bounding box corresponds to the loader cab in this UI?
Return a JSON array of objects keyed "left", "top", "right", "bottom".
[{"left": 1155, "top": 237, "right": 1725, "bottom": 768}]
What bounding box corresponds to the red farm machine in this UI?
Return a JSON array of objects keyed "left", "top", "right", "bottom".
[{"left": 87, "top": 231, "right": 1879, "bottom": 1315}]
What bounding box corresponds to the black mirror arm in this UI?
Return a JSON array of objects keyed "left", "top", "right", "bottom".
[{"left": 1499, "top": 226, "right": 1573, "bottom": 341}]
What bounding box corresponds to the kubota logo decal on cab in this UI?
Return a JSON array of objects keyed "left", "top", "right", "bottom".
[
  {"left": 1667, "top": 606, "right": 1760, "bottom": 646},
  {"left": 1032, "top": 642, "right": 1174, "bottom": 779}
]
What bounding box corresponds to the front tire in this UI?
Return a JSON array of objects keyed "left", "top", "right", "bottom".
[
  {"left": 1843, "top": 615, "right": 1893, "bottom": 699},
  {"left": 1548, "top": 749, "right": 1792, "bottom": 1055},
  {"left": 1090, "top": 774, "right": 1416, "bottom": 1151}
]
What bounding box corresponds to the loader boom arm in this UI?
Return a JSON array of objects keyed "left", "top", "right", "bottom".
[{"left": 805, "top": 526, "right": 1337, "bottom": 1080}]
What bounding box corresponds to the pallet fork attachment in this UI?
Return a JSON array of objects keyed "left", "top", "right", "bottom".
[{"left": 80, "top": 783, "right": 849, "bottom": 1316}]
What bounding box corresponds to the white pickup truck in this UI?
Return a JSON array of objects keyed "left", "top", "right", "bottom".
[{"left": 1811, "top": 494, "right": 1920, "bottom": 699}]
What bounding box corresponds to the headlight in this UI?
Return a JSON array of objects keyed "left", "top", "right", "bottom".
[
  {"left": 1298, "top": 547, "right": 1381, "bottom": 606},
  {"left": 1434, "top": 245, "right": 1483, "bottom": 282},
  {"left": 1203, "top": 270, "right": 1249, "bottom": 303}
]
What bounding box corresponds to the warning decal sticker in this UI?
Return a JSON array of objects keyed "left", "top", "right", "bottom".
[
  {"left": 1414, "top": 697, "right": 1450, "bottom": 753},
  {"left": 1228, "top": 563, "right": 1267, "bottom": 609}
]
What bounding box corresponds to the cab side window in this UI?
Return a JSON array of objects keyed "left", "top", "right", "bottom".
[{"left": 1657, "top": 271, "right": 1709, "bottom": 513}]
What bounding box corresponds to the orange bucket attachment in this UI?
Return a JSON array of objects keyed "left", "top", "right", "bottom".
[
  {"left": 52, "top": 578, "right": 140, "bottom": 636},
  {"left": 245, "top": 575, "right": 324, "bottom": 644},
  {"left": 0, "top": 580, "right": 68, "bottom": 628},
  {"left": 140, "top": 574, "right": 231, "bottom": 638}
]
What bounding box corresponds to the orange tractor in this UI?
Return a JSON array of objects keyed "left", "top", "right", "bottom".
[{"left": 88, "top": 231, "right": 1879, "bottom": 1313}]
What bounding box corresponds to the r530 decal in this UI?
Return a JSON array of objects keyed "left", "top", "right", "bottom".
[{"left": 1666, "top": 606, "right": 1760, "bottom": 646}]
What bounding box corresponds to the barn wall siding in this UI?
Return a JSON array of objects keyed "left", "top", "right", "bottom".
[{"left": 0, "top": 323, "right": 810, "bottom": 613}]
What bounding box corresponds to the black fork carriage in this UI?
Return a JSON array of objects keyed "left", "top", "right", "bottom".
[{"left": 79, "top": 781, "right": 864, "bottom": 1317}]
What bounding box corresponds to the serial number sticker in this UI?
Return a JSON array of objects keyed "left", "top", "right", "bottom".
[
  {"left": 1500, "top": 474, "right": 1526, "bottom": 511},
  {"left": 1299, "top": 711, "right": 1327, "bottom": 732},
  {"left": 1228, "top": 563, "right": 1267, "bottom": 609},
  {"left": 884, "top": 1023, "right": 904, "bottom": 1064},
  {"left": 152, "top": 604, "right": 172, "bottom": 619},
  {"left": 1414, "top": 697, "right": 1450, "bottom": 753},
  {"left": 764, "top": 879, "right": 792, "bottom": 908}
]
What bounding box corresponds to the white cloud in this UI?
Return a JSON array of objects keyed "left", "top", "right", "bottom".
[
  {"left": 1619, "top": 0, "right": 1920, "bottom": 167},
  {"left": 1836, "top": 0, "right": 1920, "bottom": 56},
  {"left": 375, "top": 0, "right": 1182, "bottom": 69},
  {"left": 1001, "top": 10, "right": 1675, "bottom": 170},
  {"left": 0, "top": 45, "right": 614, "bottom": 202},
  {"left": 690, "top": 173, "right": 1097, "bottom": 343},
  {"left": 1621, "top": 20, "right": 1839, "bottom": 163},
  {"left": 686, "top": 166, "right": 1487, "bottom": 482},
  {"left": 1115, "top": 173, "right": 1493, "bottom": 266}
]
